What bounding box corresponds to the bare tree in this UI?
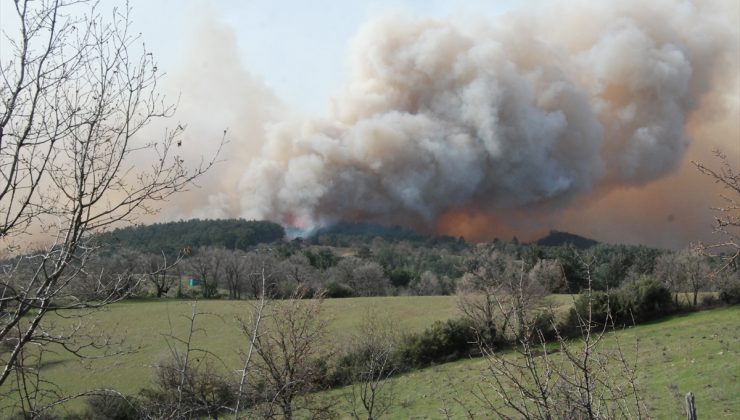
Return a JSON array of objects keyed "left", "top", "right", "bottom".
[
  {"left": 143, "top": 252, "right": 178, "bottom": 298},
  {"left": 350, "top": 262, "right": 390, "bottom": 297},
  {"left": 278, "top": 253, "right": 319, "bottom": 296},
  {"left": 222, "top": 249, "right": 247, "bottom": 300},
  {"left": 69, "top": 247, "right": 144, "bottom": 300},
  {"left": 457, "top": 247, "right": 546, "bottom": 346},
  {"left": 473, "top": 260, "right": 647, "bottom": 419},
  {"left": 243, "top": 250, "right": 279, "bottom": 299},
  {"left": 413, "top": 271, "right": 443, "bottom": 295},
  {"left": 245, "top": 287, "right": 331, "bottom": 419},
  {"left": 326, "top": 257, "right": 360, "bottom": 293},
  {"left": 139, "top": 303, "right": 233, "bottom": 419},
  {"left": 186, "top": 247, "right": 224, "bottom": 299},
  {"left": 654, "top": 252, "right": 685, "bottom": 304},
  {"left": 327, "top": 258, "right": 390, "bottom": 297},
  {"left": 693, "top": 150, "right": 739, "bottom": 271},
  {"left": 345, "top": 313, "right": 398, "bottom": 420},
  {"left": 529, "top": 259, "right": 566, "bottom": 294},
  {"left": 678, "top": 249, "right": 711, "bottom": 307},
  {"left": 653, "top": 249, "right": 712, "bottom": 307},
  {"left": 0, "top": 0, "right": 219, "bottom": 410},
  {"left": 234, "top": 267, "right": 268, "bottom": 419}
]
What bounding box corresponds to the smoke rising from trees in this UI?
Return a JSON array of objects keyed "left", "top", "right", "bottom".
[{"left": 166, "top": 0, "right": 739, "bottom": 246}]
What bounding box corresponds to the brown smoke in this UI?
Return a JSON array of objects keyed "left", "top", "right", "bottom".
[{"left": 172, "top": 0, "right": 739, "bottom": 248}]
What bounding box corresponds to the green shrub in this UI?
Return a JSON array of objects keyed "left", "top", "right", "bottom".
[
  {"left": 617, "top": 276, "right": 674, "bottom": 323},
  {"left": 324, "top": 281, "right": 354, "bottom": 298},
  {"left": 564, "top": 278, "right": 674, "bottom": 334},
  {"left": 530, "top": 311, "right": 557, "bottom": 342},
  {"left": 387, "top": 267, "right": 418, "bottom": 288},
  {"left": 397, "top": 318, "right": 478, "bottom": 367},
  {"left": 572, "top": 290, "right": 615, "bottom": 325},
  {"left": 332, "top": 341, "right": 400, "bottom": 386},
  {"left": 333, "top": 317, "right": 481, "bottom": 385}
]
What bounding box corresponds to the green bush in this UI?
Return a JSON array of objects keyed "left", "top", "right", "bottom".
[
  {"left": 564, "top": 277, "right": 674, "bottom": 334},
  {"left": 530, "top": 311, "right": 557, "bottom": 342},
  {"left": 324, "top": 281, "right": 354, "bottom": 298},
  {"left": 332, "top": 317, "right": 481, "bottom": 385},
  {"left": 571, "top": 290, "right": 615, "bottom": 325},
  {"left": 332, "top": 341, "right": 400, "bottom": 386},
  {"left": 397, "top": 318, "right": 478, "bottom": 367},
  {"left": 387, "top": 267, "right": 418, "bottom": 288},
  {"left": 617, "top": 276, "right": 674, "bottom": 323}
]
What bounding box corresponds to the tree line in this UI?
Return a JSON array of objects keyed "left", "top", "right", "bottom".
[
  {"left": 45, "top": 232, "right": 737, "bottom": 308},
  {"left": 95, "top": 219, "right": 285, "bottom": 257}
]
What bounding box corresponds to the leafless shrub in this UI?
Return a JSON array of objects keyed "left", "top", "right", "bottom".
[
  {"left": 241, "top": 287, "right": 333, "bottom": 419},
  {"left": 139, "top": 303, "right": 233, "bottom": 420},
  {"left": 344, "top": 313, "right": 398, "bottom": 420},
  {"left": 457, "top": 247, "right": 547, "bottom": 346},
  {"left": 693, "top": 150, "right": 739, "bottom": 271},
  {"left": 471, "top": 258, "right": 647, "bottom": 419}
]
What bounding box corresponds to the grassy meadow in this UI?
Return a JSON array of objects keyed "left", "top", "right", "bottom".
[
  {"left": 312, "top": 306, "right": 740, "bottom": 419},
  {"left": 3, "top": 296, "right": 736, "bottom": 418},
  {"left": 5, "top": 296, "right": 461, "bottom": 415}
]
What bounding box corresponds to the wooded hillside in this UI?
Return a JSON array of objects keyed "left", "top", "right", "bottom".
[{"left": 96, "top": 219, "right": 285, "bottom": 255}]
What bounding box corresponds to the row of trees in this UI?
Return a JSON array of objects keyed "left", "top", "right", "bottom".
[
  {"left": 83, "top": 241, "right": 728, "bottom": 306},
  {"left": 96, "top": 219, "right": 285, "bottom": 256}
]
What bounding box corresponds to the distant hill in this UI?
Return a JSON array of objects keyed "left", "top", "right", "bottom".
[
  {"left": 95, "top": 219, "right": 285, "bottom": 255},
  {"left": 93, "top": 220, "right": 597, "bottom": 256},
  {"left": 534, "top": 230, "right": 599, "bottom": 249},
  {"left": 311, "top": 222, "right": 424, "bottom": 241},
  {"left": 307, "top": 222, "right": 466, "bottom": 248}
]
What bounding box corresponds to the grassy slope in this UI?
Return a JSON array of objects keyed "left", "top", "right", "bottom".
[
  {"left": 3, "top": 297, "right": 734, "bottom": 418},
  {"left": 314, "top": 306, "right": 740, "bottom": 419},
  {"left": 5, "top": 296, "right": 460, "bottom": 415},
  {"left": 34, "top": 295, "right": 575, "bottom": 401}
]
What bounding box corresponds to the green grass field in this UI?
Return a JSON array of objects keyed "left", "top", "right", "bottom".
[
  {"left": 2, "top": 296, "right": 462, "bottom": 415},
  {"left": 313, "top": 306, "right": 740, "bottom": 419},
  {"left": 2, "top": 296, "right": 736, "bottom": 418}
]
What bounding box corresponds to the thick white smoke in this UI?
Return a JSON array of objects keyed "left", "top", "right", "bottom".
[{"left": 234, "top": 0, "right": 737, "bottom": 235}]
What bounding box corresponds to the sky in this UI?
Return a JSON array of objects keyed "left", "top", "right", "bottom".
[
  {"left": 1, "top": 0, "right": 738, "bottom": 249},
  {"left": 116, "top": 0, "right": 523, "bottom": 115}
]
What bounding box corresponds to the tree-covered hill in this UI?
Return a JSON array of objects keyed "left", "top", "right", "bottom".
[
  {"left": 534, "top": 230, "right": 599, "bottom": 249},
  {"left": 306, "top": 222, "right": 466, "bottom": 248},
  {"left": 95, "top": 219, "right": 285, "bottom": 255}
]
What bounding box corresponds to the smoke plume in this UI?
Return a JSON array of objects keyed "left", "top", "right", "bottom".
[{"left": 172, "top": 0, "right": 739, "bottom": 245}]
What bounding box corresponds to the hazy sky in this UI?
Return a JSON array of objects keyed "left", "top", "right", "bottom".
[{"left": 116, "top": 0, "right": 523, "bottom": 114}]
